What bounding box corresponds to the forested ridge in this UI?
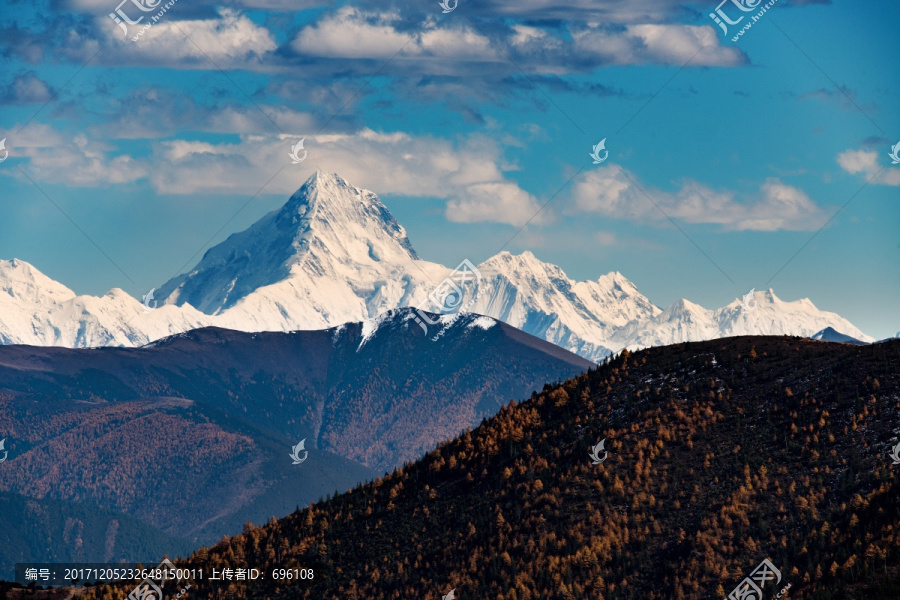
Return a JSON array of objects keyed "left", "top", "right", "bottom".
[{"left": 82, "top": 336, "right": 900, "bottom": 600}]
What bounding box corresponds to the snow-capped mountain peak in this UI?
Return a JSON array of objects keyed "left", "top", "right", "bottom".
[
  {"left": 467, "top": 251, "right": 660, "bottom": 360},
  {"left": 276, "top": 170, "right": 419, "bottom": 265},
  {"left": 0, "top": 258, "right": 211, "bottom": 347},
  {"left": 0, "top": 258, "right": 76, "bottom": 305},
  {"left": 661, "top": 298, "right": 709, "bottom": 319},
  {"left": 0, "top": 172, "right": 876, "bottom": 359},
  {"left": 156, "top": 171, "right": 421, "bottom": 316},
  {"left": 594, "top": 271, "right": 641, "bottom": 297}
]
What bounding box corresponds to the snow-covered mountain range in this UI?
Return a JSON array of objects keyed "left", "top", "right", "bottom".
[{"left": 0, "top": 171, "right": 873, "bottom": 360}]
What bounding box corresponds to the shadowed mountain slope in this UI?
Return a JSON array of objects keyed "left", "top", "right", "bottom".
[{"left": 0, "top": 309, "right": 591, "bottom": 573}]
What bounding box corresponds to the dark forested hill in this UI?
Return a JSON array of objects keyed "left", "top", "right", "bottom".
[
  {"left": 84, "top": 336, "right": 900, "bottom": 600},
  {"left": 0, "top": 309, "right": 591, "bottom": 573}
]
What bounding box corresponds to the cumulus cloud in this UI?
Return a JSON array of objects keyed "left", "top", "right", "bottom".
[
  {"left": 837, "top": 148, "right": 900, "bottom": 186},
  {"left": 4, "top": 124, "right": 148, "bottom": 185},
  {"left": 569, "top": 166, "right": 827, "bottom": 231},
  {"left": 292, "top": 8, "right": 412, "bottom": 59},
  {"left": 446, "top": 182, "right": 545, "bottom": 226},
  {"left": 837, "top": 149, "right": 879, "bottom": 175},
  {"left": 292, "top": 7, "right": 495, "bottom": 62},
  {"left": 1, "top": 2, "right": 745, "bottom": 119},
  {"left": 290, "top": 7, "right": 743, "bottom": 70},
  {"left": 102, "top": 8, "right": 276, "bottom": 66}
]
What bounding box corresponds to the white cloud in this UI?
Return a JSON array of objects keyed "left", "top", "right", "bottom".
[
  {"left": 572, "top": 24, "right": 744, "bottom": 67},
  {"left": 292, "top": 7, "right": 494, "bottom": 62},
  {"left": 7, "top": 124, "right": 550, "bottom": 226},
  {"left": 837, "top": 149, "right": 877, "bottom": 175},
  {"left": 104, "top": 9, "right": 276, "bottom": 66},
  {"left": 446, "top": 182, "right": 545, "bottom": 226},
  {"left": 291, "top": 8, "right": 741, "bottom": 70},
  {"left": 837, "top": 148, "right": 900, "bottom": 186},
  {"left": 132, "top": 128, "right": 544, "bottom": 226},
  {"left": 570, "top": 166, "right": 826, "bottom": 231},
  {"left": 510, "top": 25, "right": 560, "bottom": 49},
  {"left": 3, "top": 124, "right": 147, "bottom": 186},
  {"left": 417, "top": 27, "right": 495, "bottom": 61},
  {"left": 292, "top": 7, "right": 410, "bottom": 59}
]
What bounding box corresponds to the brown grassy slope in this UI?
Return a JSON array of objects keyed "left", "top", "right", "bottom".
[{"left": 85, "top": 336, "right": 900, "bottom": 600}]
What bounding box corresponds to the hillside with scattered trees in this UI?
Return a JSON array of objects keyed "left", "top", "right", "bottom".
[{"left": 82, "top": 336, "right": 900, "bottom": 600}]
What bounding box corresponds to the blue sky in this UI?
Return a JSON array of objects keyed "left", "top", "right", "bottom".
[{"left": 0, "top": 0, "right": 898, "bottom": 338}]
